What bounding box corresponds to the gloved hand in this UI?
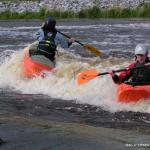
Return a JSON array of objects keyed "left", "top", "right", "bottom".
[
  {"left": 69, "top": 37, "right": 75, "bottom": 43},
  {"left": 108, "top": 70, "right": 115, "bottom": 77},
  {"left": 109, "top": 70, "right": 119, "bottom": 83}
]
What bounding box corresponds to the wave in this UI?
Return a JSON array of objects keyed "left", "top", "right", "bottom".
[{"left": 0, "top": 48, "right": 150, "bottom": 113}]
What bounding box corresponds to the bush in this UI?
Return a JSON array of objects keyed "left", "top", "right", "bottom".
[{"left": 0, "top": 4, "right": 150, "bottom": 19}]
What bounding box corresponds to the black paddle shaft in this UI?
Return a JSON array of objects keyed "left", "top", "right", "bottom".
[
  {"left": 97, "top": 65, "right": 150, "bottom": 76},
  {"left": 57, "top": 30, "right": 102, "bottom": 57},
  {"left": 57, "top": 30, "right": 84, "bottom": 46}
]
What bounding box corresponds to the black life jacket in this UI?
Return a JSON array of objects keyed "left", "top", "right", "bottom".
[
  {"left": 36, "top": 31, "right": 57, "bottom": 61},
  {"left": 131, "top": 63, "right": 150, "bottom": 83}
]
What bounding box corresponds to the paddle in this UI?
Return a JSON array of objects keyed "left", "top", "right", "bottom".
[
  {"left": 57, "top": 30, "right": 103, "bottom": 56},
  {"left": 77, "top": 65, "right": 150, "bottom": 85}
]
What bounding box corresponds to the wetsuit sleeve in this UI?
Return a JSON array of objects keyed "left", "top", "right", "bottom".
[
  {"left": 117, "top": 63, "right": 135, "bottom": 84},
  {"left": 68, "top": 41, "right": 73, "bottom": 47},
  {"left": 111, "top": 63, "right": 135, "bottom": 84},
  {"left": 54, "top": 33, "right": 71, "bottom": 49},
  {"left": 111, "top": 71, "right": 130, "bottom": 84},
  {"left": 111, "top": 74, "right": 120, "bottom": 84},
  {"left": 35, "top": 29, "right": 44, "bottom": 42}
]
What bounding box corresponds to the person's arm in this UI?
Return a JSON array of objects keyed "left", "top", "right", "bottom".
[
  {"left": 35, "top": 29, "right": 45, "bottom": 42},
  {"left": 109, "top": 70, "right": 131, "bottom": 84},
  {"left": 109, "top": 63, "right": 135, "bottom": 84},
  {"left": 68, "top": 37, "right": 75, "bottom": 46},
  {"left": 118, "top": 63, "right": 135, "bottom": 83},
  {"left": 55, "top": 32, "right": 74, "bottom": 48},
  {"left": 109, "top": 71, "right": 121, "bottom": 84}
]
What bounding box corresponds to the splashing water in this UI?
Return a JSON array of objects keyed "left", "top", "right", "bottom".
[{"left": 0, "top": 47, "right": 150, "bottom": 113}]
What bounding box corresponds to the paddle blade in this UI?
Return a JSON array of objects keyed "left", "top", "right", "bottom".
[
  {"left": 77, "top": 69, "right": 99, "bottom": 85},
  {"left": 83, "top": 44, "right": 103, "bottom": 56}
]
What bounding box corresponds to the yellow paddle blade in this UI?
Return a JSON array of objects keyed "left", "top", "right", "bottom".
[
  {"left": 77, "top": 69, "right": 99, "bottom": 85},
  {"left": 83, "top": 44, "right": 103, "bottom": 56}
]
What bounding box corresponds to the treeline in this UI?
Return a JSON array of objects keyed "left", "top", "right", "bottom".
[{"left": 0, "top": 4, "right": 150, "bottom": 19}]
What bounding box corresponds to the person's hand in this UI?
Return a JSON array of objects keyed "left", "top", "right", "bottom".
[
  {"left": 108, "top": 70, "right": 115, "bottom": 77},
  {"left": 126, "top": 67, "right": 130, "bottom": 71},
  {"left": 69, "top": 37, "right": 75, "bottom": 43}
]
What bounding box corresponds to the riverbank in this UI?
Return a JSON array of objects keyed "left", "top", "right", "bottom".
[
  {"left": 0, "top": 91, "right": 150, "bottom": 150},
  {"left": 0, "top": 4, "right": 150, "bottom": 20},
  {"left": 0, "top": 113, "right": 150, "bottom": 150},
  {"left": 0, "top": 0, "right": 147, "bottom": 13}
]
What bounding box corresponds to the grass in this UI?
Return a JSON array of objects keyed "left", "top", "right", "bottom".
[
  {"left": 0, "top": 0, "right": 39, "bottom": 1},
  {"left": 0, "top": 4, "right": 150, "bottom": 19}
]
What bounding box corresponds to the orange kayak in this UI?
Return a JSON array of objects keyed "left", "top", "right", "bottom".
[
  {"left": 23, "top": 52, "right": 54, "bottom": 78},
  {"left": 117, "top": 83, "right": 150, "bottom": 103}
]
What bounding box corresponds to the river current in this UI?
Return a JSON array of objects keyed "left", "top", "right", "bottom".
[{"left": 0, "top": 19, "right": 150, "bottom": 150}]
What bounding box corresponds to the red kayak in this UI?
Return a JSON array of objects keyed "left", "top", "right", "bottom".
[
  {"left": 23, "top": 50, "right": 54, "bottom": 78},
  {"left": 117, "top": 83, "right": 150, "bottom": 103}
]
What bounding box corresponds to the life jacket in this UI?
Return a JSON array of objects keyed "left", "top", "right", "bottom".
[
  {"left": 35, "top": 31, "right": 57, "bottom": 62},
  {"left": 131, "top": 63, "right": 150, "bottom": 83}
]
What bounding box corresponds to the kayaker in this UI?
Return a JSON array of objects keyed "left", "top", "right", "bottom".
[
  {"left": 28, "top": 16, "right": 75, "bottom": 67},
  {"left": 109, "top": 44, "right": 150, "bottom": 84}
]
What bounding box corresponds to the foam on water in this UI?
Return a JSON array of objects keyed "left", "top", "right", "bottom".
[{"left": 0, "top": 48, "right": 150, "bottom": 113}]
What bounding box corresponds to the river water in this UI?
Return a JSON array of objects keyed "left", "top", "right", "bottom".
[{"left": 0, "top": 19, "right": 150, "bottom": 150}]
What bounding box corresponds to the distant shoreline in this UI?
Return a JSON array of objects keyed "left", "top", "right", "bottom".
[{"left": 0, "top": 5, "right": 150, "bottom": 20}]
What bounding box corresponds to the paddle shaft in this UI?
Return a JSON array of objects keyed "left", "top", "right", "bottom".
[
  {"left": 57, "top": 30, "right": 102, "bottom": 56},
  {"left": 57, "top": 30, "right": 84, "bottom": 46},
  {"left": 97, "top": 65, "right": 150, "bottom": 76}
]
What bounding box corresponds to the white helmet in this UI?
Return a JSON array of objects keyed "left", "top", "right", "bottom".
[{"left": 135, "top": 44, "right": 147, "bottom": 55}]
